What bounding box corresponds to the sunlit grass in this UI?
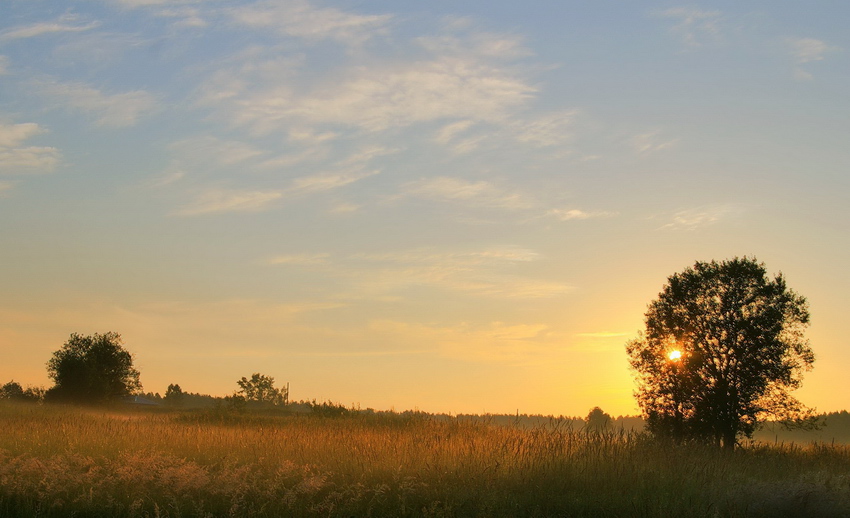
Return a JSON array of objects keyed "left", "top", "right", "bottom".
[{"left": 0, "top": 401, "right": 848, "bottom": 517}]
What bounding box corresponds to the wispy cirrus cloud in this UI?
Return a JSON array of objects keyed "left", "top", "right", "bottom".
[
  {"left": 512, "top": 110, "right": 578, "bottom": 148},
  {"left": 170, "top": 136, "right": 265, "bottom": 168},
  {"left": 369, "top": 320, "right": 563, "bottom": 364},
  {"left": 38, "top": 80, "right": 157, "bottom": 127},
  {"left": 0, "top": 122, "right": 61, "bottom": 175},
  {"left": 403, "top": 176, "right": 533, "bottom": 210},
  {"left": 0, "top": 15, "right": 99, "bottom": 42},
  {"left": 228, "top": 0, "right": 393, "bottom": 45},
  {"left": 548, "top": 208, "right": 617, "bottom": 221},
  {"left": 657, "top": 7, "right": 723, "bottom": 48},
  {"left": 221, "top": 57, "right": 536, "bottom": 135},
  {"left": 789, "top": 37, "right": 838, "bottom": 63},
  {"left": 631, "top": 131, "right": 679, "bottom": 155},
  {"left": 659, "top": 204, "right": 739, "bottom": 230},
  {"left": 152, "top": 7, "right": 208, "bottom": 28},
  {"left": 268, "top": 253, "right": 331, "bottom": 266},
  {"left": 0, "top": 123, "right": 43, "bottom": 148},
  {"left": 788, "top": 37, "right": 840, "bottom": 80},
  {"left": 169, "top": 138, "right": 386, "bottom": 215},
  {"left": 433, "top": 119, "right": 486, "bottom": 153},
  {"left": 264, "top": 245, "right": 569, "bottom": 300},
  {"left": 417, "top": 31, "right": 532, "bottom": 60},
  {"left": 290, "top": 168, "right": 380, "bottom": 194},
  {"left": 353, "top": 247, "right": 540, "bottom": 265},
  {"left": 348, "top": 246, "right": 572, "bottom": 300},
  {"left": 576, "top": 331, "right": 629, "bottom": 338},
  {"left": 177, "top": 188, "right": 283, "bottom": 216}
]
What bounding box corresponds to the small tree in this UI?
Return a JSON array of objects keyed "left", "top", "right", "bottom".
[
  {"left": 0, "top": 381, "right": 43, "bottom": 402},
  {"left": 585, "top": 406, "right": 612, "bottom": 433},
  {"left": 235, "top": 373, "right": 287, "bottom": 406},
  {"left": 164, "top": 383, "right": 185, "bottom": 407},
  {"left": 626, "top": 257, "right": 814, "bottom": 449},
  {"left": 0, "top": 381, "right": 25, "bottom": 400},
  {"left": 45, "top": 332, "right": 142, "bottom": 404}
]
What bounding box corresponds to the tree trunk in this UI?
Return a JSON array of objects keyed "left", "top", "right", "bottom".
[{"left": 722, "top": 427, "right": 736, "bottom": 450}]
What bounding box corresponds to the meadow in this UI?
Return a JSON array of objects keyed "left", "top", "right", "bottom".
[{"left": 1, "top": 402, "right": 849, "bottom": 517}]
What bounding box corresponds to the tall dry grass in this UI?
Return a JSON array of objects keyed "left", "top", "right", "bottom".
[{"left": 0, "top": 401, "right": 848, "bottom": 517}]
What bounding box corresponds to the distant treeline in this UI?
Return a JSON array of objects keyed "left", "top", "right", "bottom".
[
  {"left": 753, "top": 411, "right": 850, "bottom": 445},
  {"left": 3, "top": 379, "right": 848, "bottom": 443}
]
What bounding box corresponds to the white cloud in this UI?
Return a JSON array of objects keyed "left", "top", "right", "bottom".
[
  {"left": 404, "top": 176, "right": 533, "bottom": 210},
  {"left": 435, "top": 120, "right": 475, "bottom": 145},
  {"left": 337, "top": 146, "right": 398, "bottom": 166},
  {"left": 228, "top": 0, "right": 392, "bottom": 45},
  {"left": 258, "top": 149, "right": 326, "bottom": 170},
  {"left": 548, "top": 208, "right": 616, "bottom": 221},
  {"left": 349, "top": 246, "right": 571, "bottom": 300},
  {"left": 0, "top": 122, "right": 61, "bottom": 175},
  {"left": 146, "top": 169, "right": 185, "bottom": 189},
  {"left": 417, "top": 32, "right": 532, "bottom": 60},
  {"left": 289, "top": 168, "right": 380, "bottom": 194},
  {"left": 658, "top": 7, "right": 722, "bottom": 48},
  {"left": 178, "top": 188, "right": 283, "bottom": 216},
  {"left": 288, "top": 128, "right": 338, "bottom": 145},
  {"left": 368, "top": 320, "right": 563, "bottom": 363},
  {"left": 104, "top": 0, "right": 215, "bottom": 7},
  {"left": 512, "top": 110, "right": 577, "bottom": 148},
  {"left": 434, "top": 120, "right": 486, "bottom": 153},
  {"left": 153, "top": 7, "right": 208, "bottom": 28},
  {"left": 171, "top": 136, "right": 265, "bottom": 167},
  {"left": 329, "top": 202, "right": 361, "bottom": 214},
  {"left": 354, "top": 247, "right": 540, "bottom": 266},
  {"left": 0, "top": 16, "right": 99, "bottom": 41},
  {"left": 0, "top": 147, "right": 62, "bottom": 174},
  {"left": 789, "top": 37, "right": 837, "bottom": 64},
  {"left": 576, "top": 331, "right": 629, "bottom": 338},
  {"left": 0, "top": 123, "right": 43, "bottom": 148},
  {"left": 216, "top": 57, "right": 535, "bottom": 134},
  {"left": 39, "top": 81, "right": 157, "bottom": 127},
  {"left": 788, "top": 37, "right": 839, "bottom": 80},
  {"left": 659, "top": 205, "right": 738, "bottom": 230},
  {"left": 269, "top": 253, "right": 331, "bottom": 266},
  {"left": 631, "top": 131, "right": 679, "bottom": 155}
]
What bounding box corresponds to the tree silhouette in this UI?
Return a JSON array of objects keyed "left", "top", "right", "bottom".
[
  {"left": 164, "top": 383, "right": 185, "bottom": 407},
  {"left": 235, "top": 373, "right": 287, "bottom": 406},
  {"left": 626, "top": 257, "right": 814, "bottom": 449},
  {"left": 585, "top": 407, "right": 612, "bottom": 433},
  {"left": 0, "top": 381, "right": 43, "bottom": 402},
  {"left": 45, "top": 332, "right": 142, "bottom": 404}
]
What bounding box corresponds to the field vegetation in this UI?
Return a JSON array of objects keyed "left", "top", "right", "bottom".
[{"left": 1, "top": 401, "right": 849, "bottom": 517}]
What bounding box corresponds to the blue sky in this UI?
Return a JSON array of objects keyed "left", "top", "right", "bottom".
[{"left": 1, "top": 1, "right": 848, "bottom": 416}]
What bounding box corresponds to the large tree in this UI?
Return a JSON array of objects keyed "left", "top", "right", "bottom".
[
  {"left": 626, "top": 257, "right": 814, "bottom": 449},
  {"left": 45, "top": 332, "right": 142, "bottom": 404}
]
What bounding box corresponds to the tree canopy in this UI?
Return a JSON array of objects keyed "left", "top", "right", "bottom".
[
  {"left": 235, "top": 373, "right": 288, "bottom": 406},
  {"left": 585, "top": 407, "right": 613, "bottom": 433},
  {"left": 626, "top": 257, "right": 814, "bottom": 449},
  {"left": 45, "top": 332, "right": 142, "bottom": 404},
  {"left": 164, "top": 383, "right": 185, "bottom": 407},
  {"left": 0, "top": 381, "right": 43, "bottom": 402}
]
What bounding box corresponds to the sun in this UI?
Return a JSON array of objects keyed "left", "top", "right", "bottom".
[{"left": 668, "top": 350, "right": 682, "bottom": 361}]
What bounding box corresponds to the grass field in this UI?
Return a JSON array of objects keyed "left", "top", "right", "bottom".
[{"left": 1, "top": 402, "right": 849, "bottom": 517}]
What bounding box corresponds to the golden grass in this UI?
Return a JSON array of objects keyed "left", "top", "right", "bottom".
[{"left": 1, "top": 401, "right": 848, "bottom": 517}]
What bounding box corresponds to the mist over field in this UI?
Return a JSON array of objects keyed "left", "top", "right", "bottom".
[{"left": 2, "top": 1, "right": 850, "bottom": 515}]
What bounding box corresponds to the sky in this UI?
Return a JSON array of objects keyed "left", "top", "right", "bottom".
[{"left": 1, "top": 1, "right": 848, "bottom": 417}]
